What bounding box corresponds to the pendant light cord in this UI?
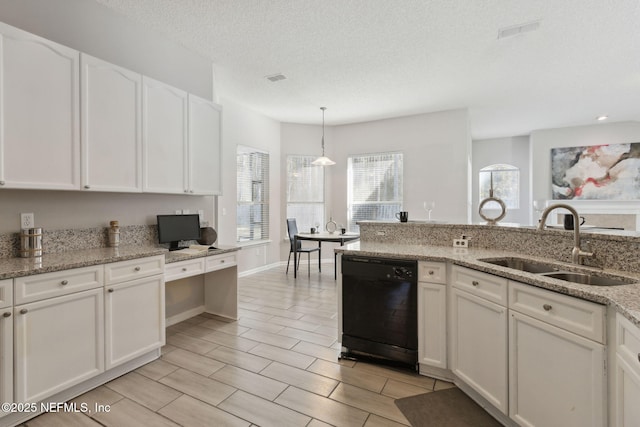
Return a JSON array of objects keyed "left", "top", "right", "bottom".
[{"left": 321, "top": 107, "right": 326, "bottom": 156}]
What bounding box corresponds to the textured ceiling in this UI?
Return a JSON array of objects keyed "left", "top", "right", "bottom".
[{"left": 93, "top": 0, "right": 640, "bottom": 139}]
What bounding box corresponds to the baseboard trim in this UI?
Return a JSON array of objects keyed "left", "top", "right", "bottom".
[{"left": 166, "top": 305, "right": 206, "bottom": 326}]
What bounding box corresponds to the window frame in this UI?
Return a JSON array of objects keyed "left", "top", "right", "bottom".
[
  {"left": 347, "top": 151, "right": 404, "bottom": 232},
  {"left": 236, "top": 145, "right": 270, "bottom": 244},
  {"left": 479, "top": 164, "right": 520, "bottom": 210},
  {"left": 286, "top": 154, "right": 325, "bottom": 234}
]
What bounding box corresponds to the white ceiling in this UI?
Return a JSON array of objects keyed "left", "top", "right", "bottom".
[{"left": 93, "top": 0, "right": 640, "bottom": 139}]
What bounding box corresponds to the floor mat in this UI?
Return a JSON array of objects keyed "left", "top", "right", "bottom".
[{"left": 394, "top": 388, "right": 503, "bottom": 427}]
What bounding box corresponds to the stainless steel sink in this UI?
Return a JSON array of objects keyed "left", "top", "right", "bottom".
[
  {"left": 479, "top": 257, "right": 637, "bottom": 286},
  {"left": 543, "top": 272, "right": 637, "bottom": 286},
  {"left": 479, "top": 257, "right": 560, "bottom": 274}
]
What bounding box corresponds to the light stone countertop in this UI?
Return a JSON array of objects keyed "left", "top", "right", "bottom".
[
  {"left": 336, "top": 241, "right": 640, "bottom": 327},
  {"left": 0, "top": 245, "right": 241, "bottom": 280}
]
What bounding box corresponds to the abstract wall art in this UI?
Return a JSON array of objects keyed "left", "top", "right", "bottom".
[{"left": 551, "top": 142, "right": 640, "bottom": 200}]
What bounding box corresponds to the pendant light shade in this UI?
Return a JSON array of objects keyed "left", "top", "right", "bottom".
[{"left": 312, "top": 107, "right": 335, "bottom": 166}]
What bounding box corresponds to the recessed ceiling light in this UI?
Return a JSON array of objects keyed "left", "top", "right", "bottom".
[
  {"left": 596, "top": 115, "right": 609, "bottom": 121},
  {"left": 265, "top": 73, "right": 287, "bottom": 82}
]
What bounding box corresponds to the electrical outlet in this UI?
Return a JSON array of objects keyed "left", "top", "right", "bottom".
[
  {"left": 21, "top": 213, "right": 34, "bottom": 229},
  {"left": 175, "top": 209, "right": 182, "bottom": 215},
  {"left": 183, "top": 209, "right": 190, "bottom": 214},
  {"left": 453, "top": 238, "right": 468, "bottom": 248},
  {"left": 198, "top": 210, "right": 204, "bottom": 224}
]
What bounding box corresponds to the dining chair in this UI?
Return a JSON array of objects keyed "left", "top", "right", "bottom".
[{"left": 286, "top": 218, "right": 321, "bottom": 276}]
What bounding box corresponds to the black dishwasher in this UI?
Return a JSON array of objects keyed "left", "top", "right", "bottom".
[{"left": 341, "top": 256, "right": 418, "bottom": 369}]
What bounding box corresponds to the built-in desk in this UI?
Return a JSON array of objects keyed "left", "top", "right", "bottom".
[{"left": 164, "top": 247, "right": 240, "bottom": 323}]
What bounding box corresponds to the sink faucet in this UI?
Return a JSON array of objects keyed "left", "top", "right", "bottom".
[{"left": 537, "top": 203, "right": 594, "bottom": 265}]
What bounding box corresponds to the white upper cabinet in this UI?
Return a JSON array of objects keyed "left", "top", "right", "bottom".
[
  {"left": 188, "top": 94, "right": 222, "bottom": 195},
  {"left": 142, "top": 76, "right": 189, "bottom": 194},
  {"left": 0, "top": 22, "right": 80, "bottom": 190},
  {"left": 81, "top": 54, "right": 142, "bottom": 192}
]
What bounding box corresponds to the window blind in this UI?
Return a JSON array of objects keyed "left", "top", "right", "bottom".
[
  {"left": 237, "top": 145, "right": 269, "bottom": 242},
  {"left": 347, "top": 152, "right": 403, "bottom": 231},
  {"left": 286, "top": 155, "right": 325, "bottom": 233}
]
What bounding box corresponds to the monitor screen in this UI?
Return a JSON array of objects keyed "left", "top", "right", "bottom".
[{"left": 157, "top": 214, "right": 201, "bottom": 250}]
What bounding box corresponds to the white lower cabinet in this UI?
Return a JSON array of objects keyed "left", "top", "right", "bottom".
[
  {"left": 14, "top": 288, "right": 104, "bottom": 403},
  {"left": 509, "top": 310, "right": 605, "bottom": 427},
  {"left": 105, "top": 275, "right": 165, "bottom": 369},
  {"left": 450, "top": 286, "right": 508, "bottom": 414},
  {"left": 0, "top": 279, "right": 13, "bottom": 417},
  {"left": 613, "top": 312, "right": 640, "bottom": 426},
  {"left": 418, "top": 261, "right": 447, "bottom": 370},
  {"left": 508, "top": 280, "right": 606, "bottom": 427}
]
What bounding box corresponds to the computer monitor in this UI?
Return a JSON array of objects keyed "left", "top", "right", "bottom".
[{"left": 157, "top": 214, "right": 201, "bottom": 251}]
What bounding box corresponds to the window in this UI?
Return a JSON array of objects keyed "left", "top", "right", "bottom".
[
  {"left": 479, "top": 164, "right": 519, "bottom": 209},
  {"left": 286, "top": 155, "right": 325, "bottom": 233},
  {"left": 237, "top": 146, "right": 269, "bottom": 242},
  {"left": 347, "top": 152, "right": 403, "bottom": 231}
]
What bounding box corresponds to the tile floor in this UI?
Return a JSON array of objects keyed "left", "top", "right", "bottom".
[{"left": 24, "top": 265, "right": 454, "bottom": 427}]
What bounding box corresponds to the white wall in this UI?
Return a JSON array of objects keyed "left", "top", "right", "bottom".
[
  {"left": 331, "top": 109, "right": 471, "bottom": 226},
  {"left": 0, "top": 0, "right": 212, "bottom": 99},
  {"left": 472, "top": 136, "right": 530, "bottom": 224},
  {"left": 530, "top": 120, "right": 640, "bottom": 227},
  {"left": 218, "top": 98, "right": 281, "bottom": 272}
]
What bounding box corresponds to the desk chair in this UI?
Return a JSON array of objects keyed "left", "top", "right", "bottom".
[{"left": 286, "top": 218, "right": 321, "bottom": 276}]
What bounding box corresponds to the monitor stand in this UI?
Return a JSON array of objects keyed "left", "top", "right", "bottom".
[{"left": 168, "top": 241, "right": 182, "bottom": 251}]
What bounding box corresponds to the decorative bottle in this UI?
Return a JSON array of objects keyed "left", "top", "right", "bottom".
[
  {"left": 326, "top": 217, "right": 337, "bottom": 234},
  {"left": 108, "top": 220, "right": 120, "bottom": 247}
]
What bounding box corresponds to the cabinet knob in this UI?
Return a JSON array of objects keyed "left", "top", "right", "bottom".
[
  {"left": 134, "top": 266, "right": 141, "bottom": 271},
  {"left": 637, "top": 353, "right": 640, "bottom": 363},
  {"left": 0, "top": 181, "right": 5, "bottom": 185},
  {"left": 182, "top": 267, "right": 187, "bottom": 271},
  {"left": 61, "top": 280, "right": 69, "bottom": 286},
  {"left": 472, "top": 280, "right": 479, "bottom": 287},
  {"left": 2, "top": 312, "right": 10, "bottom": 318},
  {"left": 108, "top": 288, "right": 114, "bottom": 293},
  {"left": 428, "top": 270, "right": 434, "bottom": 275},
  {"left": 20, "top": 309, "right": 28, "bottom": 315},
  {"left": 221, "top": 260, "right": 225, "bottom": 263},
  {"left": 84, "top": 185, "right": 90, "bottom": 189},
  {"left": 543, "top": 304, "right": 553, "bottom": 311},
  {"left": 184, "top": 189, "right": 189, "bottom": 193}
]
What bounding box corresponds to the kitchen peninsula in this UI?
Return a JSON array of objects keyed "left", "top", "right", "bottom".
[{"left": 336, "top": 221, "right": 640, "bottom": 427}]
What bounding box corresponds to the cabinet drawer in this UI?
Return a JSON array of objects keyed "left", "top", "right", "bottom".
[
  {"left": 15, "top": 266, "right": 103, "bottom": 304},
  {"left": 205, "top": 253, "right": 237, "bottom": 273},
  {"left": 104, "top": 255, "right": 164, "bottom": 285},
  {"left": 0, "top": 279, "right": 12, "bottom": 309},
  {"left": 165, "top": 258, "right": 205, "bottom": 282},
  {"left": 451, "top": 265, "right": 507, "bottom": 305},
  {"left": 616, "top": 312, "right": 640, "bottom": 372},
  {"left": 418, "top": 261, "right": 446, "bottom": 284},
  {"left": 509, "top": 281, "right": 605, "bottom": 343}
]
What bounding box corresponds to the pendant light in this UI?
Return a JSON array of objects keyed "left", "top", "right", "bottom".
[{"left": 311, "top": 107, "right": 336, "bottom": 166}]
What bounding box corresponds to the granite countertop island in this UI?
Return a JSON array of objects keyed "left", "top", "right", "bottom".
[{"left": 336, "top": 240, "right": 640, "bottom": 327}]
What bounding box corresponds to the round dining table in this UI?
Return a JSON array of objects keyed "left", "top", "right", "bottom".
[{"left": 293, "top": 232, "right": 360, "bottom": 279}]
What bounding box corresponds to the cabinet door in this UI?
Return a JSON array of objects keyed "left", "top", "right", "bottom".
[
  {"left": 0, "top": 307, "right": 12, "bottom": 416},
  {"left": 188, "top": 95, "right": 222, "bottom": 195},
  {"left": 105, "top": 275, "right": 165, "bottom": 369},
  {"left": 142, "top": 76, "right": 188, "bottom": 194},
  {"left": 418, "top": 282, "right": 447, "bottom": 369},
  {"left": 0, "top": 22, "right": 80, "bottom": 190},
  {"left": 509, "top": 310, "right": 605, "bottom": 427},
  {"left": 450, "top": 287, "right": 508, "bottom": 414},
  {"left": 14, "top": 289, "right": 104, "bottom": 403},
  {"left": 81, "top": 54, "right": 142, "bottom": 192},
  {"left": 615, "top": 355, "right": 640, "bottom": 427}
]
